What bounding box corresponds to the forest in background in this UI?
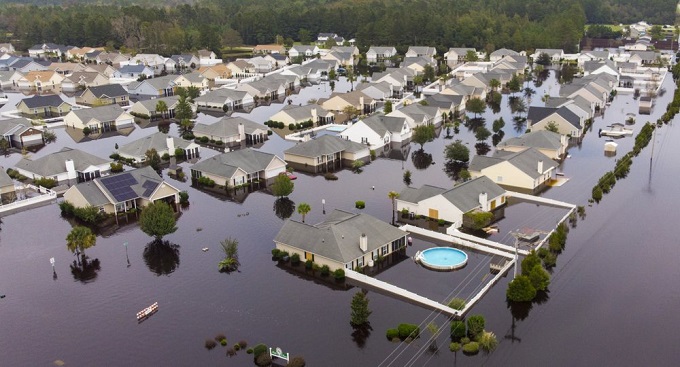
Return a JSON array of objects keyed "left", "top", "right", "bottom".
[{"left": 0, "top": 0, "right": 676, "bottom": 55}]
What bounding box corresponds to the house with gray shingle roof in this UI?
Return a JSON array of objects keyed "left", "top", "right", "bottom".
[
  {"left": 129, "top": 96, "right": 180, "bottom": 120},
  {"left": 396, "top": 176, "right": 507, "bottom": 228},
  {"left": 194, "top": 88, "right": 254, "bottom": 112},
  {"left": 165, "top": 54, "right": 199, "bottom": 71},
  {"left": 193, "top": 116, "right": 269, "bottom": 148},
  {"left": 490, "top": 48, "right": 520, "bottom": 62},
  {"left": 339, "top": 115, "right": 412, "bottom": 150},
  {"left": 367, "top": 46, "right": 399, "bottom": 65},
  {"left": 497, "top": 130, "right": 568, "bottom": 160},
  {"left": 61, "top": 71, "right": 109, "bottom": 92},
  {"left": 270, "top": 104, "right": 335, "bottom": 125},
  {"left": 16, "top": 94, "right": 72, "bottom": 118},
  {"left": 118, "top": 132, "right": 200, "bottom": 164},
  {"left": 444, "top": 48, "right": 476, "bottom": 67},
  {"left": 0, "top": 167, "right": 16, "bottom": 204},
  {"left": 63, "top": 104, "right": 134, "bottom": 133},
  {"left": 274, "top": 209, "right": 408, "bottom": 271},
  {"left": 387, "top": 103, "right": 442, "bottom": 128},
  {"left": 63, "top": 165, "right": 180, "bottom": 215},
  {"left": 127, "top": 75, "right": 179, "bottom": 99},
  {"left": 0, "top": 118, "right": 44, "bottom": 148},
  {"left": 527, "top": 105, "right": 585, "bottom": 138},
  {"left": 76, "top": 84, "right": 130, "bottom": 106},
  {"left": 112, "top": 64, "right": 155, "bottom": 80},
  {"left": 284, "top": 135, "right": 370, "bottom": 173},
  {"left": 469, "top": 147, "right": 558, "bottom": 193},
  {"left": 15, "top": 147, "right": 111, "bottom": 183},
  {"left": 189, "top": 148, "right": 286, "bottom": 188}
]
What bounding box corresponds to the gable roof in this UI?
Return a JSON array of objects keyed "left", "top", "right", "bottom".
[
  {"left": 75, "top": 166, "right": 167, "bottom": 205},
  {"left": 190, "top": 148, "right": 282, "bottom": 178},
  {"left": 194, "top": 88, "right": 248, "bottom": 104},
  {"left": 69, "top": 104, "right": 128, "bottom": 122},
  {"left": 118, "top": 132, "right": 194, "bottom": 157},
  {"left": 274, "top": 209, "right": 407, "bottom": 263},
  {"left": 80, "top": 84, "right": 128, "bottom": 98},
  {"left": 18, "top": 94, "right": 69, "bottom": 109},
  {"left": 0, "top": 118, "right": 33, "bottom": 136},
  {"left": 193, "top": 116, "right": 268, "bottom": 138},
  {"left": 360, "top": 115, "right": 407, "bottom": 135},
  {"left": 278, "top": 104, "right": 333, "bottom": 120},
  {"left": 15, "top": 147, "right": 109, "bottom": 177},
  {"left": 440, "top": 176, "right": 505, "bottom": 212},
  {"left": 398, "top": 185, "right": 447, "bottom": 203},
  {"left": 469, "top": 148, "right": 557, "bottom": 179},
  {"left": 527, "top": 106, "right": 582, "bottom": 129},
  {"left": 285, "top": 135, "right": 368, "bottom": 158},
  {"left": 497, "top": 130, "right": 563, "bottom": 150}
]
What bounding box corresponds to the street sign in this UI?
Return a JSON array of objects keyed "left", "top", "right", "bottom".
[{"left": 269, "top": 347, "right": 289, "bottom": 361}]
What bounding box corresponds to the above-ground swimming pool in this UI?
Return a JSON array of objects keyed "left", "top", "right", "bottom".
[{"left": 416, "top": 247, "right": 468, "bottom": 271}]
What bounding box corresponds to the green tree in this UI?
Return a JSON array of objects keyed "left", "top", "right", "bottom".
[
  {"left": 350, "top": 291, "right": 372, "bottom": 327},
  {"left": 475, "top": 126, "right": 491, "bottom": 141},
  {"left": 271, "top": 174, "right": 294, "bottom": 197},
  {"left": 139, "top": 201, "right": 177, "bottom": 241},
  {"left": 66, "top": 226, "right": 96, "bottom": 256},
  {"left": 445, "top": 140, "right": 470, "bottom": 163},
  {"left": 466, "top": 315, "right": 485, "bottom": 340},
  {"left": 459, "top": 169, "right": 471, "bottom": 181},
  {"left": 155, "top": 100, "right": 168, "bottom": 120},
  {"left": 536, "top": 52, "right": 551, "bottom": 66},
  {"left": 298, "top": 28, "right": 311, "bottom": 44},
  {"left": 297, "top": 202, "right": 311, "bottom": 223},
  {"left": 508, "top": 74, "right": 522, "bottom": 95},
  {"left": 222, "top": 28, "right": 243, "bottom": 50},
  {"left": 342, "top": 105, "right": 360, "bottom": 121},
  {"left": 489, "top": 78, "right": 501, "bottom": 92},
  {"left": 492, "top": 117, "right": 505, "bottom": 133},
  {"left": 528, "top": 264, "right": 551, "bottom": 291},
  {"left": 465, "top": 50, "right": 478, "bottom": 62},
  {"left": 179, "top": 119, "right": 193, "bottom": 135},
  {"left": 465, "top": 97, "right": 486, "bottom": 118},
  {"left": 478, "top": 331, "right": 498, "bottom": 353},
  {"left": 388, "top": 190, "right": 399, "bottom": 224},
  {"left": 218, "top": 237, "right": 239, "bottom": 272},
  {"left": 545, "top": 121, "right": 560, "bottom": 133},
  {"left": 521, "top": 251, "right": 542, "bottom": 275},
  {"left": 423, "top": 64, "right": 435, "bottom": 82},
  {"left": 174, "top": 95, "right": 193, "bottom": 121},
  {"left": 384, "top": 100, "right": 393, "bottom": 114},
  {"left": 506, "top": 275, "right": 537, "bottom": 302},
  {"left": 650, "top": 25, "right": 663, "bottom": 40},
  {"left": 412, "top": 124, "right": 436, "bottom": 150},
  {"left": 186, "top": 86, "right": 200, "bottom": 101},
  {"left": 145, "top": 148, "right": 161, "bottom": 171},
  {"left": 450, "top": 320, "right": 466, "bottom": 341},
  {"left": 0, "top": 139, "right": 9, "bottom": 156}
]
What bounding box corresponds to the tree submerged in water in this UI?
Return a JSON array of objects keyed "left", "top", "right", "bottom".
[
  {"left": 218, "top": 237, "right": 240, "bottom": 273},
  {"left": 143, "top": 240, "right": 181, "bottom": 276}
]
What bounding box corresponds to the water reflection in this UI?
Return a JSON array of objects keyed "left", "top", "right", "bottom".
[
  {"left": 411, "top": 150, "right": 433, "bottom": 170},
  {"left": 351, "top": 324, "right": 372, "bottom": 349},
  {"left": 475, "top": 142, "right": 491, "bottom": 155},
  {"left": 444, "top": 161, "right": 467, "bottom": 181},
  {"left": 70, "top": 255, "right": 101, "bottom": 283},
  {"left": 143, "top": 240, "right": 181, "bottom": 276},
  {"left": 273, "top": 197, "right": 296, "bottom": 220}
]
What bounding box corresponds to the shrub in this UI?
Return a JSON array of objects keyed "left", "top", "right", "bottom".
[
  {"left": 252, "top": 343, "right": 268, "bottom": 357},
  {"left": 233, "top": 343, "right": 240, "bottom": 350},
  {"left": 82, "top": 127, "right": 92, "bottom": 136},
  {"left": 205, "top": 339, "right": 217, "bottom": 350},
  {"left": 521, "top": 251, "right": 541, "bottom": 276},
  {"left": 449, "top": 342, "right": 461, "bottom": 353},
  {"left": 226, "top": 348, "right": 236, "bottom": 356},
  {"left": 287, "top": 356, "right": 306, "bottom": 367},
  {"left": 238, "top": 340, "right": 247, "bottom": 348},
  {"left": 320, "top": 265, "right": 330, "bottom": 276},
  {"left": 528, "top": 264, "right": 550, "bottom": 291},
  {"left": 290, "top": 253, "right": 300, "bottom": 265},
  {"left": 478, "top": 331, "right": 498, "bottom": 352},
  {"left": 450, "top": 320, "right": 466, "bottom": 341},
  {"left": 271, "top": 248, "right": 281, "bottom": 259},
  {"left": 355, "top": 200, "right": 365, "bottom": 209},
  {"left": 279, "top": 251, "right": 290, "bottom": 261},
  {"left": 110, "top": 162, "right": 124, "bottom": 173},
  {"left": 215, "top": 333, "right": 226, "bottom": 342},
  {"left": 386, "top": 328, "right": 399, "bottom": 340},
  {"left": 197, "top": 176, "right": 215, "bottom": 187},
  {"left": 463, "top": 210, "right": 494, "bottom": 230},
  {"left": 542, "top": 251, "right": 557, "bottom": 268},
  {"left": 220, "top": 339, "right": 227, "bottom": 346},
  {"left": 448, "top": 298, "right": 466, "bottom": 310},
  {"left": 506, "top": 275, "right": 537, "bottom": 302},
  {"left": 401, "top": 208, "right": 409, "bottom": 217},
  {"left": 246, "top": 348, "right": 254, "bottom": 354},
  {"left": 398, "top": 323, "right": 420, "bottom": 339},
  {"left": 370, "top": 150, "right": 376, "bottom": 160},
  {"left": 59, "top": 201, "right": 75, "bottom": 215},
  {"left": 324, "top": 172, "right": 338, "bottom": 180},
  {"left": 333, "top": 268, "right": 345, "bottom": 280},
  {"left": 461, "top": 337, "right": 470, "bottom": 345},
  {"left": 73, "top": 205, "right": 104, "bottom": 224},
  {"left": 33, "top": 177, "right": 57, "bottom": 189},
  {"left": 200, "top": 136, "right": 209, "bottom": 143},
  {"left": 305, "top": 259, "right": 313, "bottom": 269},
  {"left": 215, "top": 140, "right": 224, "bottom": 146},
  {"left": 438, "top": 219, "right": 446, "bottom": 226},
  {"left": 255, "top": 353, "right": 272, "bottom": 366},
  {"left": 592, "top": 185, "right": 603, "bottom": 202},
  {"left": 161, "top": 152, "right": 170, "bottom": 161},
  {"left": 466, "top": 315, "right": 485, "bottom": 340},
  {"left": 288, "top": 123, "right": 296, "bottom": 130},
  {"left": 462, "top": 341, "right": 480, "bottom": 355},
  {"left": 179, "top": 191, "right": 189, "bottom": 205}
]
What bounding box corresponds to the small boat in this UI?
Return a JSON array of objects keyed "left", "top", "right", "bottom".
[
  {"left": 137, "top": 302, "right": 159, "bottom": 322},
  {"left": 600, "top": 123, "right": 633, "bottom": 137},
  {"left": 201, "top": 247, "right": 209, "bottom": 252}
]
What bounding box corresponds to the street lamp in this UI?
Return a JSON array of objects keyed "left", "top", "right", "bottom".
[
  {"left": 124, "top": 242, "right": 130, "bottom": 267},
  {"left": 322, "top": 199, "right": 326, "bottom": 214}
]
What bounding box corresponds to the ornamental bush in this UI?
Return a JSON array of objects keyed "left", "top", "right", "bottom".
[
  {"left": 355, "top": 200, "right": 366, "bottom": 209},
  {"left": 466, "top": 315, "right": 485, "bottom": 340},
  {"left": 506, "top": 275, "right": 537, "bottom": 302},
  {"left": 462, "top": 341, "right": 479, "bottom": 355},
  {"left": 398, "top": 323, "right": 420, "bottom": 339},
  {"left": 386, "top": 328, "right": 399, "bottom": 340},
  {"left": 450, "top": 320, "right": 466, "bottom": 341}
]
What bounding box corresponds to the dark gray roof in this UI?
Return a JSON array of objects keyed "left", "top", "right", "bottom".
[
  {"left": 195, "top": 88, "right": 248, "bottom": 104},
  {"left": 18, "top": 94, "right": 68, "bottom": 109},
  {"left": 190, "top": 148, "right": 282, "bottom": 178},
  {"left": 527, "top": 106, "right": 581, "bottom": 129},
  {"left": 274, "top": 209, "right": 407, "bottom": 263},
  {"left": 94, "top": 166, "right": 166, "bottom": 203},
  {"left": 469, "top": 148, "right": 557, "bottom": 179},
  {"left": 15, "top": 147, "right": 109, "bottom": 177},
  {"left": 285, "top": 135, "right": 368, "bottom": 158},
  {"left": 277, "top": 104, "right": 333, "bottom": 121},
  {"left": 497, "top": 130, "right": 563, "bottom": 150},
  {"left": 81, "top": 84, "right": 128, "bottom": 98},
  {"left": 425, "top": 93, "right": 464, "bottom": 108},
  {"left": 0, "top": 118, "right": 32, "bottom": 136}
]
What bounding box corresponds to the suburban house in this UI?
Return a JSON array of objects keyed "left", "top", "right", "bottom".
[
  {"left": 117, "top": 132, "right": 200, "bottom": 163},
  {"left": 112, "top": 64, "right": 155, "bottom": 80},
  {"left": 288, "top": 45, "right": 320, "bottom": 60},
  {"left": 372, "top": 68, "right": 416, "bottom": 97},
  {"left": 92, "top": 51, "right": 130, "bottom": 66},
  {"left": 387, "top": 103, "right": 442, "bottom": 128},
  {"left": 189, "top": 148, "right": 287, "bottom": 188},
  {"left": 0, "top": 70, "right": 23, "bottom": 88},
  {"left": 16, "top": 94, "right": 72, "bottom": 118},
  {"left": 366, "top": 46, "right": 398, "bottom": 65},
  {"left": 274, "top": 209, "right": 408, "bottom": 271},
  {"left": 61, "top": 71, "right": 109, "bottom": 92},
  {"left": 545, "top": 95, "right": 594, "bottom": 120},
  {"left": 165, "top": 54, "right": 200, "bottom": 71},
  {"left": 396, "top": 176, "right": 507, "bottom": 228},
  {"left": 316, "top": 33, "right": 342, "bottom": 45},
  {"left": 0, "top": 118, "right": 44, "bottom": 148},
  {"left": 339, "top": 115, "right": 412, "bottom": 150},
  {"left": 629, "top": 50, "right": 658, "bottom": 66},
  {"left": 76, "top": 84, "right": 130, "bottom": 106},
  {"left": 14, "top": 147, "right": 111, "bottom": 184},
  {"left": 125, "top": 54, "right": 166, "bottom": 75},
  {"left": 63, "top": 104, "right": 134, "bottom": 133},
  {"left": 16, "top": 70, "right": 64, "bottom": 92},
  {"left": 496, "top": 130, "right": 568, "bottom": 160},
  {"left": 284, "top": 135, "right": 370, "bottom": 173},
  {"left": 0, "top": 43, "right": 15, "bottom": 54},
  {"left": 444, "top": 47, "right": 475, "bottom": 67},
  {"left": 532, "top": 49, "right": 564, "bottom": 62},
  {"left": 226, "top": 59, "right": 256, "bottom": 78},
  {"left": 527, "top": 105, "right": 584, "bottom": 138},
  {"left": 423, "top": 93, "right": 466, "bottom": 115},
  {"left": 194, "top": 88, "right": 253, "bottom": 112},
  {"left": 174, "top": 72, "right": 210, "bottom": 91},
  {"left": 402, "top": 56, "right": 436, "bottom": 74},
  {"left": 469, "top": 148, "right": 558, "bottom": 193},
  {"left": 405, "top": 46, "right": 437, "bottom": 62},
  {"left": 66, "top": 47, "right": 103, "bottom": 61},
  {"left": 47, "top": 62, "right": 84, "bottom": 75},
  {"left": 28, "top": 43, "right": 68, "bottom": 58},
  {"left": 490, "top": 48, "right": 520, "bottom": 63},
  {"left": 264, "top": 53, "right": 290, "bottom": 68},
  {"left": 236, "top": 77, "right": 287, "bottom": 101},
  {"left": 248, "top": 56, "right": 275, "bottom": 73},
  {"left": 192, "top": 116, "right": 270, "bottom": 147},
  {"left": 253, "top": 44, "right": 287, "bottom": 55},
  {"left": 322, "top": 50, "right": 355, "bottom": 67},
  {"left": 319, "top": 90, "right": 376, "bottom": 115},
  {"left": 198, "top": 64, "right": 232, "bottom": 80},
  {"left": 269, "top": 104, "right": 335, "bottom": 126},
  {"left": 83, "top": 64, "right": 117, "bottom": 78},
  {"left": 63, "top": 166, "right": 180, "bottom": 215},
  {"left": 356, "top": 81, "right": 394, "bottom": 101},
  {"left": 129, "top": 96, "right": 180, "bottom": 120},
  {"left": 197, "top": 49, "right": 221, "bottom": 66},
  {"left": 0, "top": 168, "right": 16, "bottom": 204},
  {"left": 127, "top": 75, "right": 179, "bottom": 99}
]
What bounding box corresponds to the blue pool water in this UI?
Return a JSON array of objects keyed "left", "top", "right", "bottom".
[{"left": 419, "top": 247, "right": 468, "bottom": 270}]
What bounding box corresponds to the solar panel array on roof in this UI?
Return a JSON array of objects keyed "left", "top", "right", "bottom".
[
  {"left": 142, "top": 180, "right": 159, "bottom": 197},
  {"left": 100, "top": 173, "right": 138, "bottom": 202}
]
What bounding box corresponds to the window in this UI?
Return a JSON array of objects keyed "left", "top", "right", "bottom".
[
  {"left": 357, "top": 257, "right": 364, "bottom": 267},
  {"left": 382, "top": 245, "right": 388, "bottom": 255}
]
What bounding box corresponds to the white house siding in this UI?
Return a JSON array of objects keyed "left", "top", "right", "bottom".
[
  {"left": 471, "top": 161, "right": 534, "bottom": 190},
  {"left": 532, "top": 116, "right": 581, "bottom": 138},
  {"left": 264, "top": 158, "right": 287, "bottom": 179},
  {"left": 340, "top": 122, "right": 388, "bottom": 150}
]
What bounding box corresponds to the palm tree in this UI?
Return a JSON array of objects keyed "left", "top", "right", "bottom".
[
  {"left": 388, "top": 191, "right": 400, "bottom": 224},
  {"left": 297, "top": 202, "right": 311, "bottom": 223},
  {"left": 155, "top": 100, "right": 168, "bottom": 120},
  {"left": 66, "top": 226, "right": 96, "bottom": 257},
  {"left": 489, "top": 78, "right": 501, "bottom": 92}
]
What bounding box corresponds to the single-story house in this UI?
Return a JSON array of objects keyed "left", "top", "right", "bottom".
[
  {"left": 14, "top": 147, "right": 111, "bottom": 184},
  {"left": 444, "top": 47, "right": 475, "bottom": 67},
  {"left": 165, "top": 54, "right": 200, "bottom": 71},
  {"left": 194, "top": 88, "right": 253, "bottom": 112},
  {"left": 174, "top": 72, "right": 210, "bottom": 92},
  {"left": 527, "top": 106, "right": 584, "bottom": 138},
  {"left": 63, "top": 166, "right": 180, "bottom": 215},
  {"left": 489, "top": 48, "right": 520, "bottom": 63},
  {"left": 189, "top": 148, "right": 286, "bottom": 187},
  {"left": 16, "top": 70, "right": 64, "bottom": 92},
  {"left": 125, "top": 53, "right": 166, "bottom": 75},
  {"left": 366, "top": 46, "right": 398, "bottom": 65},
  {"left": 0, "top": 118, "right": 44, "bottom": 148},
  {"left": 469, "top": 148, "right": 558, "bottom": 193},
  {"left": 0, "top": 168, "right": 16, "bottom": 204},
  {"left": 496, "top": 130, "right": 568, "bottom": 160},
  {"left": 117, "top": 132, "right": 200, "bottom": 164},
  {"left": 405, "top": 46, "right": 437, "bottom": 62},
  {"left": 192, "top": 116, "right": 269, "bottom": 147},
  {"left": 129, "top": 96, "right": 180, "bottom": 120},
  {"left": 269, "top": 104, "right": 335, "bottom": 126},
  {"left": 288, "top": 45, "right": 320, "bottom": 59},
  {"left": 320, "top": 90, "right": 376, "bottom": 115},
  {"left": 355, "top": 81, "right": 394, "bottom": 101},
  {"left": 127, "top": 75, "right": 179, "bottom": 99},
  {"left": 76, "top": 84, "right": 130, "bottom": 106},
  {"left": 16, "top": 94, "right": 72, "bottom": 118},
  {"left": 275, "top": 209, "right": 407, "bottom": 271},
  {"left": 387, "top": 103, "right": 442, "bottom": 128},
  {"left": 198, "top": 64, "right": 232, "bottom": 80},
  {"left": 63, "top": 104, "right": 134, "bottom": 133},
  {"left": 284, "top": 135, "right": 370, "bottom": 173},
  {"left": 339, "top": 115, "right": 412, "bottom": 150},
  {"left": 532, "top": 49, "right": 564, "bottom": 62},
  {"left": 253, "top": 44, "right": 287, "bottom": 55},
  {"left": 0, "top": 70, "right": 23, "bottom": 88},
  {"left": 61, "top": 71, "right": 109, "bottom": 92},
  {"left": 396, "top": 176, "right": 507, "bottom": 228},
  {"left": 112, "top": 64, "right": 155, "bottom": 80}
]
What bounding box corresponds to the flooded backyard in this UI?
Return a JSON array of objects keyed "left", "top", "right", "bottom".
[{"left": 1, "top": 72, "right": 680, "bottom": 366}]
